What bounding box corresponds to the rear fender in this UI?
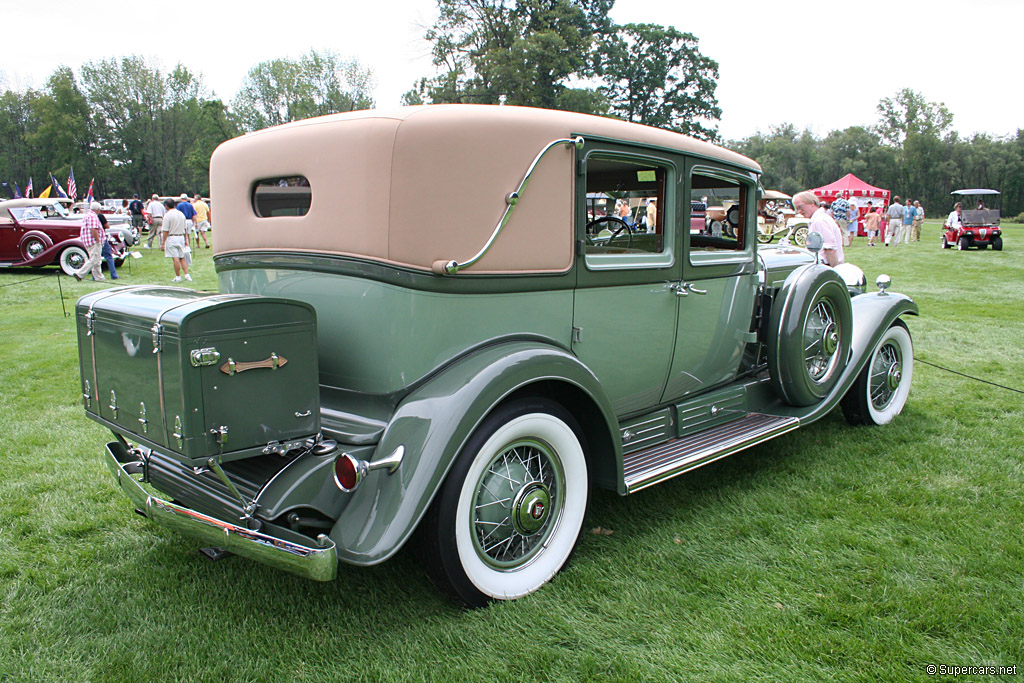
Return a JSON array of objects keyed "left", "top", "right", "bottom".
[{"left": 327, "top": 340, "right": 618, "bottom": 565}]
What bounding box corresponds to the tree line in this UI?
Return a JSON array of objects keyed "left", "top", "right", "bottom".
[
  {"left": 735, "top": 89, "right": 1024, "bottom": 219},
  {"left": 1, "top": 0, "right": 1021, "bottom": 218}
]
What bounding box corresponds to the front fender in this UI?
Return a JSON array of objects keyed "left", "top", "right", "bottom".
[
  {"left": 14, "top": 237, "right": 79, "bottom": 268},
  {"left": 328, "top": 340, "right": 617, "bottom": 565},
  {"left": 772, "top": 290, "right": 918, "bottom": 423}
]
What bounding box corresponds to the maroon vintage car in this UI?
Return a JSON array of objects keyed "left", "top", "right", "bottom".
[
  {"left": 942, "top": 189, "right": 1003, "bottom": 251},
  {"left": 0, "top": 198, "right": 137, "bottom": 275}
]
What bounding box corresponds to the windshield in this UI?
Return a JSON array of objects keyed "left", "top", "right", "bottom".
[{"left": 10, "top": 207, "right": 46, "bottom": 221}]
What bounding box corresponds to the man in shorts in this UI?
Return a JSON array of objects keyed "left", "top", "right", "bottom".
[
  {"left": 192, "top": 194, "right": 211, "bottom": 248},
  {"left": 177, "top": 193, "right": 197, "bottom": 248},
  {"left": 160, "top": 198, "right": 191, "bottom": 282}
]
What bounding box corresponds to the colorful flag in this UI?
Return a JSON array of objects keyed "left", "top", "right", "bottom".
[
  {"left": 85, "top": 178, "right": 95, "bottom": 204},
  {"left": 67, "top": 168, "right": 77, "bottom": 201},
  {"left": 49, "top": 172, "right": 68, "bottom": 199},
  {"left": 13, "top": 182, "right": 23, "bottom": 199},
  {"left": 39, "top": 185, "right": 52, "bottom": 199},
  {"left": 26, "top": 177, "right": 33, "bottom": 198}
]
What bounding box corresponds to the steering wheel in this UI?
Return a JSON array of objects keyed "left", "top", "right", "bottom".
[{"left": 586, "top": 216, "right": 634, "bottom": 248}]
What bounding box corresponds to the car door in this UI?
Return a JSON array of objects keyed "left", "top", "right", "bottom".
[
  {"left": 571, "top": 144, "right": 681, "bottom": 417},
  {"left": 661, "top": 164, "right": 759, "bottom": 403}
]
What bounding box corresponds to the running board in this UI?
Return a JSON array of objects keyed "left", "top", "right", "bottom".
[{"left": 623, "top": 413, "right": 800, "bottom": 493}]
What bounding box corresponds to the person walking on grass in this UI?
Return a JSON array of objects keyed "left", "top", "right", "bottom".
[
  {"left": 160, "top": 198, "right": 191, "bottom": 282},
  {"left": 886, "top": 196, "right": 904, "bottom": 246},
  {"left": 72, "top": 202, "right": 106, "bottom": 281},
  {"left": 145, "top": 193, "right": 165, "bottom": 249},
  {"left": 912, "top": 200, "right": 925, "bottom": 241},
  {"left": 192, "top": 194, "right": 211, "bottom": 248}
]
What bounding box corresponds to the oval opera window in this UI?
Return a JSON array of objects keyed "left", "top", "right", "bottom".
[{"left": 252, "top": 176, "right": 311, "bottom": 217}]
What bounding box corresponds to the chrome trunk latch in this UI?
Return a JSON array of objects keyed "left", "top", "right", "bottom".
[
  {"left": 151, "top": 323, "right": 163, "bottom": 354},
  {"left": 85, "top": 310, "right": 96, "bottom": 336},
  {"left": 190, "top": 347, "right": 221, "bottom": 367},
  {"left": 138, "top": 402, "right": 148, "bottom": 433},
  {"left": 172, "top": 415, "right": 184, "bottom": 449},
  {"left": 83, "top": 379, "right": 92, "bottom": 409},
  {"left": 210, "top": 425, "right": 228, "bottom": 446}
]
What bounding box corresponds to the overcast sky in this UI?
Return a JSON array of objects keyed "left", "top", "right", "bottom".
[{"left": 2, "top": 0, "right": 1020, "bottom": 141}]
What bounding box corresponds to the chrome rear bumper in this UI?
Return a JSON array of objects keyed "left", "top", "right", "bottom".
[{"left": 104, "top": 441, "right": 337, "bottom": 582}]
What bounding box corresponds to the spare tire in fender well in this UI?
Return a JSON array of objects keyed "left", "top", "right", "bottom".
[{"left": 767, "top": 264, "right": 853, "bottom": 407}]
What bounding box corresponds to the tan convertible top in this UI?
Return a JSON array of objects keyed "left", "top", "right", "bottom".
[{"left": 210, "top": 105, "right": 759, "bottom": 274}]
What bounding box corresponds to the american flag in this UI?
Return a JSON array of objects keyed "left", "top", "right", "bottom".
[
  {"left": 25, "top": 177, "right": 33, "bottom": 198},
  {"left": 67, "top": 168, "right": 77, "bottom": 201},
  {"left": 85, "top": 178, "right": 94, "bottom": 204}
]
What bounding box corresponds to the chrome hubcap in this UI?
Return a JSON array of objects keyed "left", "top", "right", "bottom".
[
  {"left": 26, "top": 241, "right": 45, "bottom": 257},
  {"left": 472, "top": 439, "right": 563, "bottom": 569},
  {"left": 511, "top": 482, "right": 551, "bottom": 536}
]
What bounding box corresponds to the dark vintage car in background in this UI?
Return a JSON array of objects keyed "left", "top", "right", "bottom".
[
  {"left": 0, "top": 198, "right": 137, "bottom": 274},
  {"left": 80, "top": 105, "right": 918, "bottom": 606}
]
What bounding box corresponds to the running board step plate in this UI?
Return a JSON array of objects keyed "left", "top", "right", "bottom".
[{"left": 623, "top": 413, "right": 800, "bottom": 493}]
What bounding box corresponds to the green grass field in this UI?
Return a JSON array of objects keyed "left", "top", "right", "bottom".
[{"left": 1, "top": 222, "right": 1022, "bottom": 682}]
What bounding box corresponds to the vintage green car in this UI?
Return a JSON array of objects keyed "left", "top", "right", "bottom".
[{"left": 79, "top": 105, "right": 917, "bottom": 606}]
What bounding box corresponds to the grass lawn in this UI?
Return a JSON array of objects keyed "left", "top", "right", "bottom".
[{"left": 1, "top": 222, "right": 1022, "bottom": 682}]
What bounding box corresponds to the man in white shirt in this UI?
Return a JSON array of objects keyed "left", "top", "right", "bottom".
[
  {"left": 145, "top": 194, "right": 166, "bottom": 248},
  {"left": 793, "top": 191, "right": 844, "bottom": 267}
]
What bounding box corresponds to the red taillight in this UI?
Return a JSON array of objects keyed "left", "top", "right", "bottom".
[{"left": 333, "top": 453, "right": 361, "bottom": 492}]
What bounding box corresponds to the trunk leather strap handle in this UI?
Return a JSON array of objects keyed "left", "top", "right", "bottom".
[{"left": 220, "top": 353, "right": 287, "bottom": 375}]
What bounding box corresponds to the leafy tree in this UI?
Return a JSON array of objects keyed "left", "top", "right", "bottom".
[
  {"left": 0, "top": 88, "right": 37, "bottom": 187},
  {"left": 232, "top": 50, "right": 374, "bottom": 132},
  {"left": 419, "top": 0, "right": 612, "bottom": 109},
  {"left": 875, "top": 88, "right": 953, "bottom": 147},
  {"left": 597, "top": 23, "right": 720, "bottom": 140}
]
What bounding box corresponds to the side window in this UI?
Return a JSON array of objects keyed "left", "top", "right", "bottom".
[
  {"left": 689, "top": 171, "right": 748, "bottom": 253},
  {"left": 584, "top": 155, "right": 672, "bottom": 267}
]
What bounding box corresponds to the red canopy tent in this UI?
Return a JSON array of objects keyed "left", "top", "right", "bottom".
[{"left": 811, "top": 173, "right": 890, "bottom": 235}]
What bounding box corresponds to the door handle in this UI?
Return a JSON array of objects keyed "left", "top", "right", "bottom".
[{"left": 671, "top": 282, "right": 707, "bottom": 296}]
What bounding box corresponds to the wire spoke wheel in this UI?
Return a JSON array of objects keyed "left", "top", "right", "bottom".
[
  {"left": 868, "top": 338, "right": 903, "bottom": 411},
  {"left": 421, "top": 398, "right": 588, "bottom": 606},
  {"left": 803, "top": 299, "right": 841, "bottom": 384},
  {"left": 472, "top": 439, "right": 564, "bottom": 568},
  {"left": 842, "top": 323, "right": 914, "bottom": 426}
]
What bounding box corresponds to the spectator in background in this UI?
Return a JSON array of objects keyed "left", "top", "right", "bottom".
[
  {"left": 912, "top": 200, "right": 925, "bottom": 241},
  {"left": 192, "top": 194, "right": 211, "bottom": 248},
  {"left": 864, "top": 206, "right": 881, "bottom": 246},
  {"left": 177, "top": 193, "right": 197, "bottom": 247},
  {"left": 846, "top": 201, "right": 860, "bottom": 245},
  {"left": 886, "top": 196, "right": 904, "bottom": 246},
  {"left": 830, "top": 196, "right": 851, "bottom": 246},
  {"left": 72, "top": 202, "right": 106, "bottom": 281},
  {"left": 793, "top": 190, "right": 844, "bottom": 266},
  {"left": 145, "top": 194, "right": 165, "bottom": 249},
  {"left": 161, "top": 198, "right": 191, "bottom": 282},
  {"left": 97, "top": 213, "right": 119, "bottom": 280},
  {"left": 645, "top": 198, "right": 657, "bottom": 233},
  {"left": 128, "top": 194, "right": 145, "bottom": 232},
  {"left": 946, "top": 202, "right": 963, "bottom": 230},
  {"left": 900, "top": 199, "right": 916, "bottom": 246}
]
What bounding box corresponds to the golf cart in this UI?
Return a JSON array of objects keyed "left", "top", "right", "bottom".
[{"left": 943, "top": 189, "right": 1002, "bottom": 251}]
